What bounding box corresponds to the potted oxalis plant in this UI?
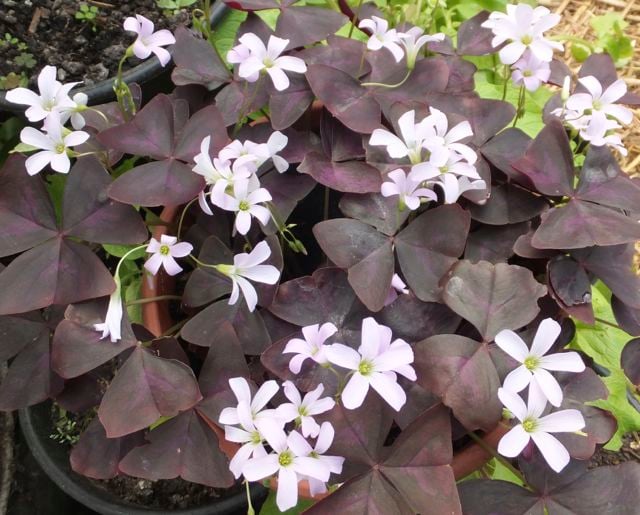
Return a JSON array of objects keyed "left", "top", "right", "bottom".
[{"left": 1, "top": 0, "right": 640, "bottom": 512}]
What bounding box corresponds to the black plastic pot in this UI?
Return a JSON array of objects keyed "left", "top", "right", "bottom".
[
  {"left": 19, "top": 402, "right": 268, "bottom": 515},
  {"left": 0, "top": 1, "right": 229, "bottom": 117}
]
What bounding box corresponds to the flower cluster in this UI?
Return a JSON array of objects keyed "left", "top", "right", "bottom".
[
  {"left": 373, "top": 108, "right": 485, "bottom": 207},
  {"left": 495, "top": 318, "right": 586, "bottom": 472},
  {"left": 553, "top": 76, "right": 633, "bottom": 155},
  {"left": 193, "top": 132, "right": 288, "bottom": 235},
  {"left": 482, "top": 4, "right": 562, "bottom": 92},
  {"left": 286, "top": 317, "right": 417, "bottom": 411},
  {"left": 7, "top": 66, "right": 89, "bottom": 175},
  {"left": 219, "top": 377, "right": 343, "bottom": 511},
  {"left": 7, "top": 14, "right": 175, "bottom": 176},
  {"left": 220, "top": 316, "right": 415, "bottom": 510},
  {"left": 359, "top": 16, "right": 445, "bottom": 70},
  {"left": 228, "top": 33, "right": 307, "bottom": 91}
]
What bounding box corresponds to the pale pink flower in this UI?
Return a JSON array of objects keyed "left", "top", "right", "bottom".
[
  {"left": 359, "top": 16, "right": 404, "bottom": 63},
  {"left": 498, "top": 387, "right": 585, "bottom": 472},
  {"left": 482, "top": 3, "right": 563, "bottom": 64},
  {"left": 432, "top": 174, "right": 487, "bottom": 204},
  {"left": 20, "top": 112, "right": 89, "bottom": 175},
  {"left": 237, "top": 33, "right": 307, "bottom": 91},
  {"left": 578, "top": 111, "right": 627, "bottom": 155},
  {"left": 94, "top": 288, "right": 123, "bottom": 343},
  {"left": 211, "top": 178, "right": 272, "bottom": 235},
  {"left": 124, "top": 14, "right": 175, "bottom": 67},
  {"left": 6, "top": 65, "right": 77, "bottom": 122},
  {"left": 412, "top": 149, "right": 481, "bottom": 183},
  {"left": 566, "top": 76, "right": 633, "bottom": 125},
  {"left": 511, "top": 51, "right": 551, "bottom": 92},
  {"left": 369, "top": 110, "right": 434, "bottom": 164},
  {"left": 283, "top": 322, "right": 338, "bottom": 374},
  {"left": 421, "top": 107, "right": 477, "bottom": 165},
  {"left": 276, "top": 381, "right": 335, "bottom": 438},
  {"left": 380, "top": 168, "right": 437, "bottom": 211},
  {"left": 495, "top": 318, "right": 585, "bottom": 407},
  {"left": 219, "top": 132, "right": 289, "bottom": 173},
  {"left": 242, "top": 418, "right": 331, "bottom": 511},
  {"left": 384, "top": 273, "right": 409, "bottom": 306},
  {"left": 219, "top": 377, "right": 280, "bottom": 427},
  {"left": 216, "top": 241, "right": 280, "bottom": 312},
  {"left": 227, "top": 42, "right": 257, "bottom": 80},
  {"left": 144, "top": 235, "right": 193, "bottom": 276},
  {"left": 287, "top": 422, "right": 345, "bottom": 497},
  {"left": 61, "top": 92, "right": 89, "bottom": 130},
  {"left": 326, "top": 317, "right": 416, "bottom": 411},
  {"left": 219, "top": 377, "right": 281, "bottom": 478},
  {"left": 397, "top": 27, "right": 445, "bottom": 69}
]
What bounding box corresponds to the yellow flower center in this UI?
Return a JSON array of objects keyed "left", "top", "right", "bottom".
[
  {"left": 524, "top": 356, "right": 539, "bottom": 371},
  {"left": 522, "top": 418, "right": 537, "bottom": 433},
  {"left": 278, "top": 450, "right": 293, "bottom": 467},
  {"left": 521, "top": 35, "right": 532, "bottom": 45},
  {"left": 250, "top": 431, "right": 261, "bottom": 445},
  {"left": 358, "top": 359, "right": 374, "bottom": 376},
  {"left": 55, "top": 143, "right": 66, "bottom": 154},
  {"left": 592, "top": 100, "right": 602, "bottom": 110},
  {"left": 523, "top": 70, "right": 533, "bottom": 77},
  {"left": 159, "top": 245, "right": 171, "bottom": 256},
  {"left": 239, "top": 200, "right": 250, "bottom": 211}
]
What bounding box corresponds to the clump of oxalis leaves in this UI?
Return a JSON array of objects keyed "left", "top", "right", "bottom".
[{"left": 1, "top": 1, "right": 640, "bottom": 513}]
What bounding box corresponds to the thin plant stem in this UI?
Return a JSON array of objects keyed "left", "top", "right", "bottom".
[
  {"left": 466, "top": 431, "right": 527, "bottom": 485},
  {"left": 126, "top": 295, "right": 182, "bottom": 306},
  {"left": 348, "top": 0, "right": 364, "bottom": 38},
  {"left": 177, "top": 197, "right": 199, "bottom": 239},
  {"left": 245, "top": 480, "right": 255, "bottom": 515},
  {"left": 361, "top": 68, "right": 412, "bottom": 89},
  {"left": 501, "top": 65, "right": 509, "bottom": 101},
  {"left": 160, "top": 319, "right": 187, "bottom": 338},
  {"left": 323, "top": 186, "right": 330, "bottom": 221}
]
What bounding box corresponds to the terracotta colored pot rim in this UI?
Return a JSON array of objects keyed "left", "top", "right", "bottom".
[{"left": 142, "top": 208, "right": 512, "bottom": 501}]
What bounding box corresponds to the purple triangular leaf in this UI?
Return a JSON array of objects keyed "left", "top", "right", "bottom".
[
  {"left": 181, "top": 300, "right": 271, "bottom": 355},
  {"left": 70, "top": 418, "right": 144, "bottom": 479},
  {"left": 98, "top": 346, "right": 202, "bottom": 438},
  {"left": 108, "top": 159, "right": 204, "bottom": 207},
  {"left": 62, "top": 157, "right": 147, "bottom": 244},
  {"left": 0, "top": 238, "right": 115, "bottom": 315},
  {"left": 0, "top": 315, "right": 46, "bottom": 361},
  {"left": 456, "top": 11, "right": 494, "bottom": 56},
  {"left": 0, "top": 330, "right": 63, "bottom": 410},
  {"left": 306, "top": 64, "right": 381, "bottom": 134},
  {"left": 442, "top": 260, "right": 547, "bottom": 341},
  {"left": 612, "top": 296, "right": 640, "bottom": 336},
  {"left": 171, "top": 26, "right": 230, "bottom": 90},
  {"left": 173, "top": 104, "right": 229, "bottom": 162},
  {"left": 118, "top": 409, "right": 234, "bottom": 488},
  {"left": 572, "top": 244, "right": 640, "bottom": 309},
  {"left": 339, "top": 193, "right": 409, "bottom": 237},
  {"left": 183, "top": 236, "right": 233, "bottom": 308},
  {"left": 621, "top": 338, "right": 640, "bottom": 386},
  {"left": 547, "top": 255, "right": 593, "bottom": 324},
  {"left": 314, "top": 218, "right": 393, "bottom": 311},
  {"left": 269, "top": 81, "right": 314, "bottom": 130},
  {"left": 414, "top": 334, "right": 502, "bottom": 431},
  {"left": 479, "top": 127, "right": 533, "bottom": 188},
  {"left": 0, "top": 154, "right": 58, "bottom": 257},
  {"left": 575, "top": 145, "right": 640, "bottom": 211},
  {"left": 395, "top": 205, "right": 470, "bottom": 302},
  {"left": 465, "top": 222, "right": 530, "bottom": 264},
  {"left": 52, "top": 299, "right": 137, "bottom": 378},
  {"left": 299, "top": 152, "right": 382, "bottom": 193},
  {"left": 512, "top": 119, "right": 575, "bottom": 197},
  {"left": 466, "top": 183, "right": 548, "bottom": 225},
  {"left": 299, "top": 36, "right": 369, "bottom": 79},
  {"left": 531, "top": 200, "right": 640, "bottom": 249},
  {"left": 275, "top": 7, "right": 347, "bottom": 48}
]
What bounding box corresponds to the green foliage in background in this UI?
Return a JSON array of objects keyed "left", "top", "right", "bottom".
[{"left": 570, "top": 283, "right": 640, "bottom": 450}]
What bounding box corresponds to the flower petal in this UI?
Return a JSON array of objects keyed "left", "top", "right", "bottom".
[
  {"left": 497, "top": 425, "right": 530, "bottom": 457},
  {"left": 537, "top": 409, "right": 585, "bottom": 433},
  {"left": 369, "top": 372, "right": 407, "bottom": 411},
  {"left": 241, "top": 454, "right": 280, "bottom": 481},
  {"left": 498, "top": 387, "right": 528, "bottom": 421},
  {"left": 539, "top": 351, "right": 585, "bottom": 372},
  {"left": 530, "top": 431, "right": 570, "bottom": 473},
  {"left": 532, "top": 368, "right": 563, "bottom": 407},
  {"left": 530, "top": 318, "right": 560, "bottom": 357},
  {"left": 340, "top": 373, "right": 370, "bottom": 410},
  {"left": 325, "top": 344, "right": 360, "bottom": 370},
  {"left": 494, "top": 329, "right": 529, "bottom": 362},
  {"left": 502, "top": 365, "right": 532, "bottom": 393},
  {"left": 276, "top": 467, "right": 299, "bottom": 511},
  {"left": 252, "top": 379, "right": 279, "bottom": 412}
]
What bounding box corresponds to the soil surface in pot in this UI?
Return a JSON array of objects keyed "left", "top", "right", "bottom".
[
  {"left": 589, "top": 433, "right": 640, "bottom": 468},
  {"left": 0, "top": 0, "right": 188, "bottom": 89}
]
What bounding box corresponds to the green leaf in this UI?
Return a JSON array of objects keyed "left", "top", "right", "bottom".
[
  {"left": 570, "top": 42, "right": 591, "bottom": 62},
  {"left": 125, "top": 276, "right": 143, "bottom": 324},
  {"left": 570, "top": 282, "right": 640, "bottom": 450},
  {"left": 45, "top": 174, "right": 67, "bottom": 226},
  {"left": 590, "top": 13, "right": 627, "bottom": 38},
  {"left": 10, "top": 141, "right": 38, "bottom": 154},
  {"left": 484, "top": 458, "right": 526, "bottom": 486},
  {"left": 103, "top": 244, "right": 146, "bottom": 260},
  {"left": 259, "top": 490, "right": 315, "bottom": 515},
  {"left": 212, "top": 9, "right": 247, "bottom": 62}
]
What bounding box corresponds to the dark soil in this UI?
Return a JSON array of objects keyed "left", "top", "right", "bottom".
[
  {"left": 0, "top": 0, "right": 189, "bottom": 89},
  {"left": 93, "top": 476, "right": 240, "bottom": 511},
  {"left": 589, "top": 433, "right": 640, "bottom": 468}
]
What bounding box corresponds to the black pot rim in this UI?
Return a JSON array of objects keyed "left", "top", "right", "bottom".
[
  {"left": 19, "top": 401, "right": 267, "bottom": 515},
  {"left": 0, "top": 1, "right": 229, "bottom": 115}
]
